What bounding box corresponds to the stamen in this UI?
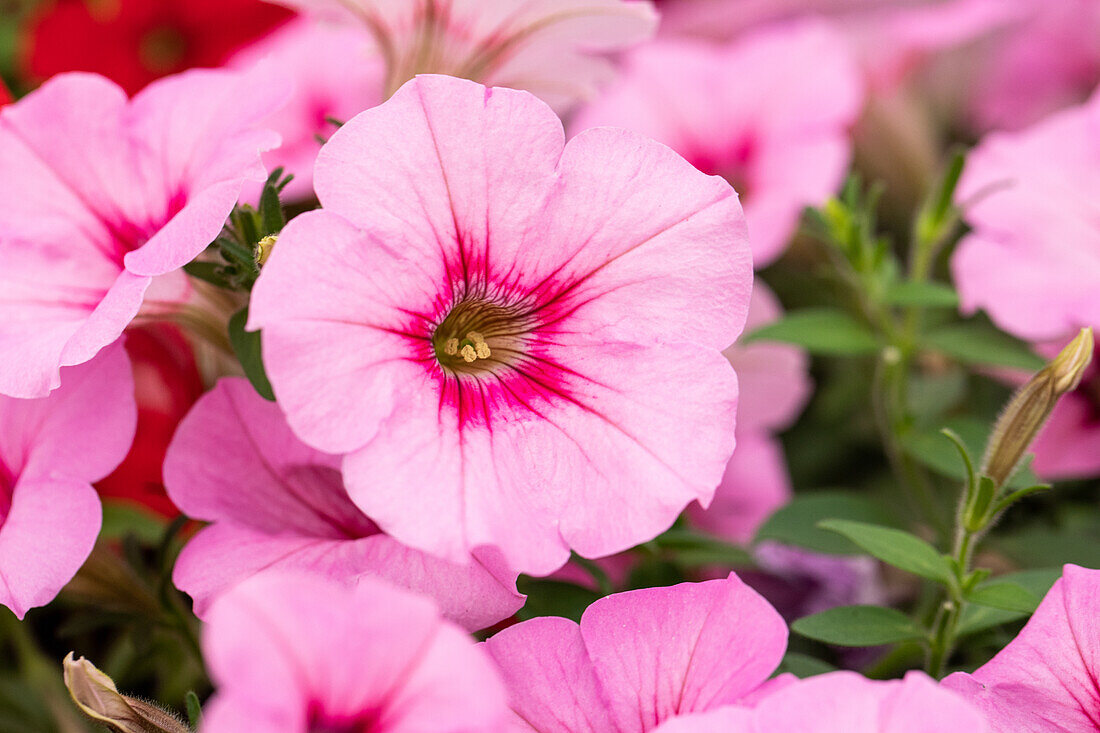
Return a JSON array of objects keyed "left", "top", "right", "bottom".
[
  {"left": 475, "top": 341, "right": 491, "bottom": 359},
  {"left": 444, "top": 338, "right": 459, "bottom": 356},
  {"left": 460, "top": 344, "right": 477, "bottom": 363}
]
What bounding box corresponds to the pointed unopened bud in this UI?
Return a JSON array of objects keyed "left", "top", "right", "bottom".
[
  {"left": 982, "top": 328, "right": 1094, "bottom": 489},
  {"left": 63, "top": 653, "right": 190, "bottom": 733}
]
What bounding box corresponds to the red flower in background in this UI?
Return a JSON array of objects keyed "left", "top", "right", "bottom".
[
  {"left": 0, "top": 79, "right": 10, "bottom": 105},
  {"left": 96, "top": 324, "right": 205, "bottom": 518},
  {"left": 23, "top": 0, "right": 293, "bottom": 94}
]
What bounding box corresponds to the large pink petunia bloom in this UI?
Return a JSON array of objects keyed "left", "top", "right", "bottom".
[
  {"left": 943, "top": 564, "right": 1100, "bottom": 732},
  {"left": 165, "top": 377, "right": 522, "bottom": 630},
  {"left": 573, "top": 20, "right": 862, "bottom": 266},
  {"left": 248, "top": 74, "right": 752, "bottom": 576},
  {"left": 952, "top": 87, "right": 1100, "bottom": 343},
  {"left": 202, "top": 571, "right": 511, "bottom": 732},
  {"left": 483, "top": 573, "right": 791, "bottom": 731},
  {"left": 231, "top": 18, "right": 385, "bottom": 201},
  {"left": 656, "top": 671, "right": 989, "bottom": 732},
  {"left": 0, "top": 345, "right": 136, "bottom": 618},
  {"left": 688, "top": 284, "right": 811, "bottom": 541},
  {"left": 0, "top": 67, "right": 283, "bottom": 398},
  {"left": 269, "top": 0, "right": 658, "bottom": 111}
]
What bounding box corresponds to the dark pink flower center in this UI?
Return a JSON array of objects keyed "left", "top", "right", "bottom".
[
  {"left": 0, "top": 460, "right": 13, "bottom": 524},
  {"left": 308, "top": 703, "right": 379, "bottom": 732}
]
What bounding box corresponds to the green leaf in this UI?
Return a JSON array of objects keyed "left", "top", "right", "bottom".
[
  {"left": 778, "top": 652, "right": 837, "bottom": 679},
  {"left": 515, "top": 579, "right": 601, "bottom": 623},
  {"left": 185, "top": 691, "right": 203, "bottom": 727},
  {"left": 182, "top": 260, "right": 233, "bottom": 289},
  {"left": 883, "top": 281, "right": 959, "bottom": 308},
  {"left": 792, "top": 605, "right": 926, "bottom": 647},
  {"left": 966, "top": 580, "right": 1040, "bottom": 613},
  {"left": 817, "top": 520, "right": 954, "bottom": 585},
  {"left": 259, "top": 180, "right": 286, "bottom": 235},
  {"left": 100, "top": 502, "right": 168, "bottom": 544},
  {"left": 743, "top": 308, "right": 881, "bottom": 356},
  {"left": 956, "top": 568, "right": 1060, "bottom": 636},
  {"left": 755, "top": 492, "right": 895, "bottom": 555},
  {"left": 655, "top": 529, "right": 754, "bottom": 567},
  {"left": 228, "top": 307, "right": 275, "bottom": 401},
  {"left": 923, "top": 322, "right": 1045, "bottom": 371}
]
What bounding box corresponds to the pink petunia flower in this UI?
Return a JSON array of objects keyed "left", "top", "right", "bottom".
[
  {"left": 953, "top": 87, "right": 1100, "bottom": 343},
  {"left": 0, "top": 345, "right": 136, "bottom": 618},
  {"left": 201, "top": 571, "right": 511, "bottom": 732},
  {"left": 165, "top": 377, "right": 523, "bottom": 630},
  {"left": 688, "top": 283, "right": 811, "bottom": 541},
  {"left": 968, "top": 0, "right": 1100, "bottom": 133},
  {"left": 483, "top": 573, "right": 792, "bottom": 731},
  {"left": 248, "top": 74, "right": 752, "bottom": 576},
  {"left": 573, "top": 20, "right": 862, "bottom": 266},
  {"left": 655, "top": 670, "right": 989, "bottom": 732},
  {"left": 943, "top": 564, "right": 1100, "bottom": 732},
  {"left": 231, "top": 17, "right": 385, "bottom": 201},
  {"left": 654, "top": 0, "right": 1018, "bottom": 95},
  {"left": 0, "top": 66, "right": 284, "bottom": 398},
  {"left": 268, "top": 0, "right": 658, "bottom": 111}
]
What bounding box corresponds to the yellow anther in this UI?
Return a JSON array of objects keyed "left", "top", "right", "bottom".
[
  {"left": 460, "top": 344, "right": 477, "bottom": 363},
  {"left": 475, "top": 341, "right": 491, "bottom": 359},
  {"left": 444, "top": 338, "right": 459, "bottom": 356}
]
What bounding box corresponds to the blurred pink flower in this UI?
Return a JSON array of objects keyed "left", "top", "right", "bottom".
[
  {"left": 0, "top": 345, "right": 136, "bottom": 618},
  {"left": 483, "top": 573, "right": 792, "bottom": 731},
  {"left": 655, "top": 0, "right": 1017, "bottom": 94},
  {"left": 574, "top": 20, "right": 862, "bottom": 266},
  {"left": 656, "top": 670, "right": 989, "bottom": 732},
  {"left": 269, "top": 0, "right": 658, "bottom": 111},
  {"left": 231, "top": 18, "right": 385, "bottom": 200},
  {"left": 0, "top": 67, "right": 283, "bottom": 398},
  {"left": 202, "top": 571, "right": 511, "bottom": 732},
  {"left": 953, "top": 88, "right": 1100, "bottom": 343},
  {"left": 165, "top": 378, "right": 523, "bottom": 629},
  {"left": 249, "top": 75, "right": 752, "bottom": 576},
  {"left": 943, "top": 565, "right": 1100, "bottom": 732},
  {"left": 969, "top": 0, "right": 1100, "bottom": 133},
  {"left": 688, "top": 284, "right": 811, "bottom": 542}
]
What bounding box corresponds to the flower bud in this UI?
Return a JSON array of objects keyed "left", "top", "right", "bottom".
[
  {"left": 63, "top": 653, "right": 191, "bottom": 733},
  {"left": 255, "top": 233, "right": 278, "bottom": 266},
  {"left": 982, "top": 328, "right": 1094, "bottom": 489}
]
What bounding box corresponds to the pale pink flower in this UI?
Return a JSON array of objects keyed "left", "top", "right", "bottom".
[
  {"left": 269, "top": 0, "right": 658, "bottom": 111},
  {"left": 201, "top": 571, "right": 511, "bottom": 732},
  {"left": 656, "top": 671, "right": 989, "bottom": 732},
  {"left": 573, "top": 20, "right": 862, "bottom": 266},
  {"left": 952, "top": 88, "right": 1100, "bottom": 343},
  {"left": 0, "top": 67, "right": 283, "bottom": 398},
  {"left": 248, "top": 74, "right": 752, "bottom": 575},
  {"left": 483, "top": 573, "right": 791, "bottom": 731},
  {"left": 165, "top": 378, "right": 523, "bottom": 629},
  {"left": 688, "top": 284, "right": 811, "bottom": 541},
  {"left": 943, "top": 564, "right": 1100, "bottom": 732},
  {"left": 231, "top": 18, "right": 385, "bottom": 200},
  {"left": 0, "top": 345, "right": 135, "bottom": 618}
]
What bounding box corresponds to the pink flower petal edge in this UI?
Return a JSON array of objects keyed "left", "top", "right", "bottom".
[{"left": 0, "top": 344, "right": 135, "bottom": 617}]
